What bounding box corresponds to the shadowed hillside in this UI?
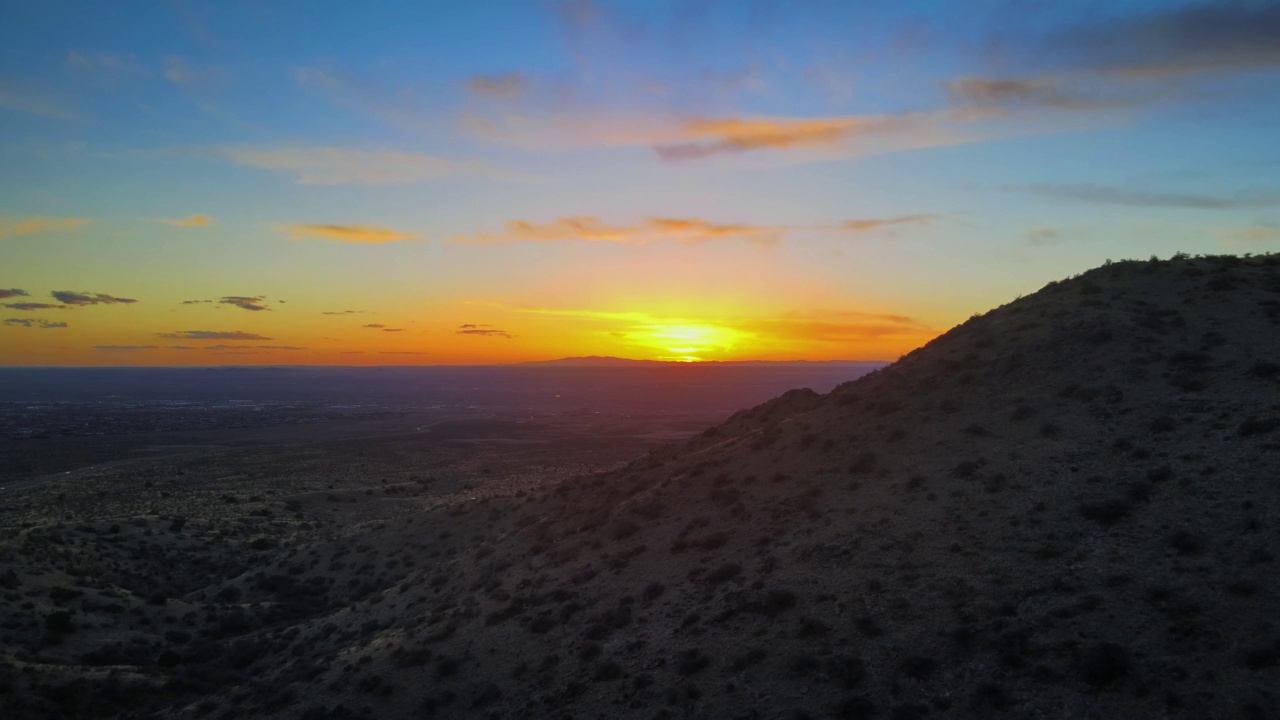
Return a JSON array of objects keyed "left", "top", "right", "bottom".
[{"left": 3, "top": 254, "right": 1279, "bottom": 719}]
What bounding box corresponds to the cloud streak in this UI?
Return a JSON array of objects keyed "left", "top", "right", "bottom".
[
  {"left": 1020, "top": 184, "right": 1280, "bottom": 209},
  {"left": 95, "top": 345, "right": 157, "bottom": 351},
  {"left": 215, "top": 145, "right": 513, "bottom": 185},
  {"left": 3, "top": 302, "right": 66, "bottom": 311},
  {"left": 279, "top": 223, "right": 420, "bottom": 243},
  {"left": 51, "top": 291, "right": 137, "bottom": 305},
  {"left": 219, "top": 296, "right": 271, "bottom": 311},
  {"left": 0, "top": 216, "right": 88, "bottom": 240},
  {"left": 454, "top": 214, "right": 936, "bottom": 246},
  {"left": 156, "top": 214, "right": 213, "bottom": 227},
  {"left": 0, "top": 289, "right": 28, "bottom": 299},
  {"left": 156, "top": 330, "right": 273, "bottom": 340},
  {"left": 4, "top": 318, "right": 67, "bottom": 329}
]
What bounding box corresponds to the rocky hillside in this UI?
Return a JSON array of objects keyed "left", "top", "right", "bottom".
[{"left": 4, "top": 253, "right": 1279, "bottom": 719}]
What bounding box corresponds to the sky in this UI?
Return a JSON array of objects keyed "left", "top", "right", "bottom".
[{"left": 1, "top": 0, "right": 1278, "bottom": 366}]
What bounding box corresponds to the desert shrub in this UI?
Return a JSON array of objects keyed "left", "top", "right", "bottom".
[
  {"left": 1149, "top": 416, "right": 1176, "bottom": 433},
  {"left": 901, "top": 655, "right": 937, "bottom": 681},
  {"left": 952, "top": 459, "right": 985, "bottom": 479},
  {"left": 825, "top": 655, "right": 865, "bottom": 688},
  {"left": 1239, "top": 417, "right": 1280, "bottom": 437},
  {"left": 642, "top": 582, "right": 666, "bottom": 604},
  {"left": 1039, "top": 422, "right": 1061, "bottom": 438},
  {"left": 676, "top": 648, "right": 710, "bottom": 675},
  {"left": 1079, "top": 498, "right": 1132, "bottom": 525},
  {"left": 45, "top": 610, "right": 74, "bottom": 634},
  {"left": 1248, "top": 361, "right": 1280, "bottom": 379},
  {"left": 700, "top": 531, "right": 730, "bottom": 551},
  {"left": 592, "top": 660, "right": 624, "bottom": 681},
  {"left": 1168, "top": 530, "right": 1203, "bottom": 555},
  {"left": 1079, "top": 642, "right": 1130, "bottom": 687},
  {"left": 706, "top": 563, "right": 741, "bottom": 584},
  {"left": 833, "top": 695, "right": 877, "bottom": 719},
  {"left": 849, "top": 452, "right": 877, "bottom": 475}
]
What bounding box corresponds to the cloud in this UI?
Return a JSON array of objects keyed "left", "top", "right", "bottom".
[
  {"left": 4, "top": 318, "right": 67, "bottom": 329},
  {"left": 0, "top": 77, "right": 79, "bottom": 120},
  {"left": 454, "top": 214, "right": 936, "bottom": 246},
  {"left": 203, "top": 344, "right": 254, "bottom": 351},
  {"left": 467, "top": 72, "right": 527, "bottom": 96},
  {"left": 380, "top": 351, "right": 425, "bottom": 355},
  {"left": 1219, "top": 224, "right": 1280, "bottom": 247},
  {"left": 322, "top": 310, "right": 364, "bottom": 315},
  {"left": 279, "top": 223, "right": 420, "bottom": 243},
  {"left": 3, "top": 302, "right": 66, "bottom": 311},
  {"left": 66, "top": 50, "right": 147, "bottom": 77},
  {"left": 156, "top": 214, "right": 213, "bottom": 227},
  {"left": 0, "top": 215, "right": 88, "bottom": 240},
  {"left": 0, "top": 289, "right": 27, "bottom": 299},
  {"left": 169, "top": 346, "right": 198, "bottom": 350},
  {"left": 945, "top": 76, "right": 1131, "bottom": 112},
  {"left": 1020, "top": 183, "right": 1280, "bottom": 209},
  {"left": 95, "top": 345, "right": 157, "bottom": 351},
  {"left": 457, "top": 326, "right": 514, "bottom": 339},
  {"left": 362, "top": 323, "right": 386, "bottom": 329},
  {"left": 219, "top": 296, "right": 270, "bottom": 311},
  {"left": 181, "top": 299, "right": 212, "bottom": 304},
  {"left": 840, "top": 214, "right": 937, "bottom": 232},
  {"left": 156, "top": 330, "right": 273, "bottom": 340},
  {"left": 51, "top": 291, "right": 138, "bottom": 305},
  {"left": 1027, "top": 226, "right": 1061, "bottom": 246},
  {"left": 215, "top": 145, "right": 512, "bottom": 185},
  {"left": 1054, "top": 3, "right": 1280, "bottom": 79},
  {"left": 382, "top": 328, "right": 406, "bottom": 332},
  {"left": 258, "top": 345, "right": 306, "bottom": 350}
]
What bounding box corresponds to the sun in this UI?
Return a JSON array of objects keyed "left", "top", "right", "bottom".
[{"left": 632, "top": 322, "right": 749, "bottom": 361}]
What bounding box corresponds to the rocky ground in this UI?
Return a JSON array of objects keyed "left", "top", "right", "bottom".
[{"left": 3, "top": 253, "right": 1279, "bottom": 719}]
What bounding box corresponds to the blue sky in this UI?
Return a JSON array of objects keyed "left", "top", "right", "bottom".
[{"left": 2, "top": 1, "right": 1278, "bottom": 364}]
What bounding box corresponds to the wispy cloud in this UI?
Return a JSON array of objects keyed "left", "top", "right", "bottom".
[
  {"left": 157, "top": 330, "right": 273, "bottom": 340},
  {"left": 322, "top": 309, "right": 365, "bottom": 315},
  {"left": 3, "top": 302, "right": 66, "bottom": 311},
  {"left": 219, "top": 296, "right": 270, "bottom": 311},
  {"left": 1020, "top": 183, "right": 1280, "bottom": 209},
  {"left": 457, "top": 324, "right": 514, "bottom": 339},
  {"left": 4, "top": 318, "right": 67, "bottom": 329},
  {"left": 279, "top": 223, "right": 421, "bottom": 243},
  {"left": 51, "top": 291, "right": 137, "bottom": 306},
  {"left": 467, "top": 72, "right": 527, "bottom": 97},
  {"left": 362, "top": 323, "right": 386, "bottom": 329},
  {"left": 454, "top": 214, "right": 935, "bottom": 246},
  {"left": 1219, "top": 224, "right": 1280, "bottom": 247},
  {"left": 0, "top": 289, "right": 27, "bottom": 300},
  {"left": 66, "top": 50, "right": 148, "bottom": 77},
  {"left": 0, "top": 215, "right": 89, "bottom": 240},
  {"left": 0, "top": 77, "right": 79, "bottom": 120},
  {"left": 95, "top": 345, "right": 157, "bottom": 351},
  {"left": 214, "top": 145, "right": 513, "bottom": 185},
  {"left": 170, "top": 345, "right": 198, "bottom": 350},
  {"left": 155, "top": 214, "right": 213, "bottom": 227},
  {"left": 258, "top": 345, "right": 306, "bottom": 350}
]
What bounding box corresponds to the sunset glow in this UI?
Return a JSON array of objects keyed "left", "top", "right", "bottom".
[{"left": 2, "top": 2, "right": 1278, "bottom": 366}]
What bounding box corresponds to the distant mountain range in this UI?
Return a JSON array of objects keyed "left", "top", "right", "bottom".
[{"left": 518, "top": 355, "right": 890, "bottom": 368}]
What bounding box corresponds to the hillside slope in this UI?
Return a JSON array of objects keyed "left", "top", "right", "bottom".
[{"left": 5, "top": 253, "right": 1279, "bottom": 720}]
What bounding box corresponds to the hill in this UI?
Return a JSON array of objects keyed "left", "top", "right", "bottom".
[{"left": 2, "top": 253, "right": 1278, "bottom": 719}]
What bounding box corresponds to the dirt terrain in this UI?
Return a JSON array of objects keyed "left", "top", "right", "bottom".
[{"left": 3, "top": 254, "right": 1279, "bottom": 719}]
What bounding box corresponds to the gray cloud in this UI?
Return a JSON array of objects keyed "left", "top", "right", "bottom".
[
  {"left": 52, "top": 290, "right": 138, "bottom": 306},
  {"left": 258, "top": 345, "right": 306, "bottom": 350},
  {"left": 322, "top": 310, "right": 364, "bottom": 315},
  {"left": 220, "top": 296, "right": 271, "bottom": 311},
  {"left": 1020, "top": 183, "right": 1280, "bottom": 209},
  {"left": 0, "top": 288, "right": 27, "bottom": 299},
  {"left": 457, "top": 325, "right": 514, "bottom": 339},
  {"left": 362, "top": 323, "right": 386, "bottom": 328},
  {"left": 5, "top": 318, "right": 67, "bottom": 329},
  {"left": 156, "top": 330, "right": 273, "bottom": 340},
  {"left": 3, "top": 302, "right": 66, "bottom": 311},
  {"left": 170, "top": 346, "right": 198, "bottom": 350},
  {"left": 95, "top": 345, "right": 157, "bottom": 351},
  {"left": 181, "top": 299, "right": 212, "bottom": 304}
]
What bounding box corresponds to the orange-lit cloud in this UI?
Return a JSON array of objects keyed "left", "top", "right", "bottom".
[
  {"left": 279, "top": 223, "right": 421, "bottom": 243},
  {"left": 0, "top": 289, "right": 29, "bottom": 299},
  {"left": 156, "top": 213, "right": 213, "bottom": 227},
  {"left": 5, "top": 318, "right": 67, "bottom": 329},
  {"left": 3, "top": 302, "right": 66, "bottom": 310},
  {"left": 219, "top": 296, "right": 270, "bottom": 311},
  {"left": 457, "top": 324, "right": 514, "bottom": 338},
  {"left": 0, "top": 215, "right": 88, "bottom": 240},
  {"left": 454, "top": 214, "right": 935, "bottom": 245}
]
